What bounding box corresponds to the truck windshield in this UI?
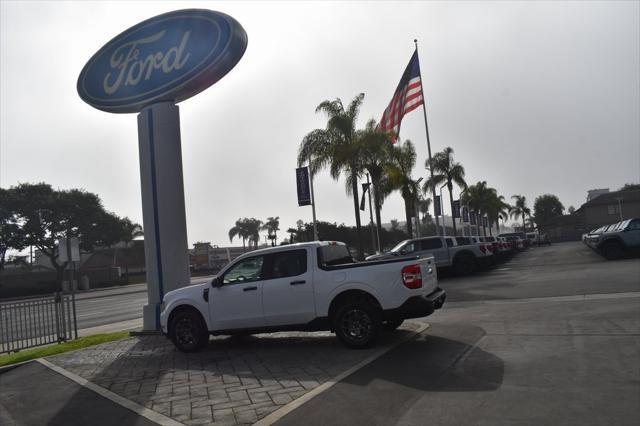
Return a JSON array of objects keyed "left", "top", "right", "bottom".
[
  {"left": 390, "top": 240, "right": 410, "bottom": 253},
  {"left": 318, "top": 244, "right": 355, "bottom": 267}
]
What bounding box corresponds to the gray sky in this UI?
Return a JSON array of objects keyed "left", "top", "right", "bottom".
[{"left": 1, "top": 0, "right": 639, "bottom": 247}]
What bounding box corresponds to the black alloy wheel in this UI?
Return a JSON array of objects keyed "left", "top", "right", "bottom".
[
  {"left": 170, "top": 310, "right": 209, "bottom": 352},
  {"left": 334, "top": 301, "right": 380, "bottom": 349},
  {"left": 601, "top": 241, "right": 624, "bottom": 260}
]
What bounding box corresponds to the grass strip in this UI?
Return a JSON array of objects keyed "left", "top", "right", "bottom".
[{"left": 0, "top": 331, "right": 130, "bottom": 367}]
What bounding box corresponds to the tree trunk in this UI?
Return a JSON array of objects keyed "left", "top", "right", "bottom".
[
  {"left": 351, "top": 171, "right": 364, "bottom": 260},
  {"left": 522, "top": 216, "right": 526, "bottom": 233},
  {"left": 447, "top": 184, "right": 457, "bottom": 236},
  {"left": 403, "top": 195, "right": 413, "bottom": 238}
]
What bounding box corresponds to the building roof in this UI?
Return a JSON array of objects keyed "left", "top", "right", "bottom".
[{"left": 577, "top": 188, "right": 640, "bottom": 210}]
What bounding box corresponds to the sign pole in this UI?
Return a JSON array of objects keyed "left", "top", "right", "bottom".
[
  {"left": 309, "top": 162, "right": 319, "bottom": 241},
  {"left": 137, "top": 102, "right": 191, "bottom": 331}
]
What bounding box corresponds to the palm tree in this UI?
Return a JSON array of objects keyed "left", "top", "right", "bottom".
[
  {"left": 510, "top": 195, "right": 531, "bottom": 233},
  {"left": 263, "top": 217, "right": 280, "bottom": 246},
  {"left": 417, "top": 196, "right": 432, "bottom": 225},
  {"left": 387, "top": 139, "right": 420, "bottom": 237},
  {"left": 357, "top": 119, "right": 394, "bottom": 249},
  {"left": 286, "top": 227, "right": 297, "bottom": 244},
  {"left": 424, "top": 147, "right": 467, "bottom": 236},
  {"left": 228, "top": 218, "right": 250, "bottom": 251},
  {"left": 298, "top": 94, "right": 366, "bottom": 259},
  {"left": 462, "top": 181, "right": 492, "bottom": 236},
  {"left": 245, "top": 218, "right": 263, "bottom": 249}
]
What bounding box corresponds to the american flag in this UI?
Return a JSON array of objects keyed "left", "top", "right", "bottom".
[{"left": 379, "top": 50, "right": 424, "bottom": 142}]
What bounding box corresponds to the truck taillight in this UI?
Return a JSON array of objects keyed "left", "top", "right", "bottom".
[
  {"left": 479, "top": 244, "right": 486, "bottom": 253},
  {"left": 401, "top": 264, "right": 422, "bottom": 289}
]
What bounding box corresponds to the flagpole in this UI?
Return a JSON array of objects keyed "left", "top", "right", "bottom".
[{"left": 414, "top": 39, "right": 441, "bottom": 236}]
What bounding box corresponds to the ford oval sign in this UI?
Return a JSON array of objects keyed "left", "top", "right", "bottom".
[{"left": 78, "top": 9, "right": 247, "bottom": 113}]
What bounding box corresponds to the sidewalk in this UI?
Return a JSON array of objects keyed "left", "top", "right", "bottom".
[{"left": 37, "top": 323, "right": 424, "bottom": 426}]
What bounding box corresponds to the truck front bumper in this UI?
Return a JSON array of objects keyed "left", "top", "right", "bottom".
[{"left": 384, "top": 288, "right": 446, "bottom": 321}]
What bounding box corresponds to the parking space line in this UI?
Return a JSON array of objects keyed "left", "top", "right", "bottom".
[
  {"left": 37, "top": 358, "right": 183, "bottom": 426},
  {"left": 253, "top": 321, "right": 430, "bottom": 426}
]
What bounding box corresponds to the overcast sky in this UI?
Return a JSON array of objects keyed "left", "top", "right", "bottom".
[{"left": 1, "top": 0, "right": 639, "bottom": 247}]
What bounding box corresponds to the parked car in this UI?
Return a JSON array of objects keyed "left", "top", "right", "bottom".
[
  {"left": 455, "top": 236, "right": 495, "bottom": 265},
  {"left": 160, "top": 241, "right": 446, "bottom": 351},
  {"left": 366, "top": 236, "right": 486, "bottom": 275},
  {"left": 589, "top": 218, "right": 640, "bottom": 259}
]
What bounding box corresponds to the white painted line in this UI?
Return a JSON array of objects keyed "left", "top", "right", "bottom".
[
  {"left": 37, "top": 358, "right": 183, "bottom": 426},
  {"left": 77, "top": 311, "right": 105, "bottom": 317},
  {"left": 253, "top": 322, "right": 430, "bottom": 426}
]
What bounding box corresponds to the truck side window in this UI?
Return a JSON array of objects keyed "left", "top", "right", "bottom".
[
  {"left": 267, "top": 250, "right": 307, "bottom": 279},
  {"left": 420, "top": 239, "right": 443, "bottom": 250},
  {"left": 627, "top": 220, "right": 640, "bottom": 231},
  {"left": 445, "top": 238, "right": 454, "bottom": 247},
  {"left": 222, "top": 256, "right": 265, "bottom": 284}
]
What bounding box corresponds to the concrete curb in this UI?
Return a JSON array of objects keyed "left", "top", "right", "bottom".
[
  {"left": 37, "top": 358, "right": 184, "bottom": 426},
  {"left": 252, "top": 321, "right": 430, "bottom": 426}
]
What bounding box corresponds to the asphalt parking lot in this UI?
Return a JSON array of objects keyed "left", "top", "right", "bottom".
[{"left": 1, "top": 242, "right": 639, "bottom": 426}]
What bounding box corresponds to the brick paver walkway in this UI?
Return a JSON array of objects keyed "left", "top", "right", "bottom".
[{"left": 48, "top": 324, "right": 419, "bottom": 426}]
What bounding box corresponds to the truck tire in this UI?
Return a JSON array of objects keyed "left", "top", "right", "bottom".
[
  {"left": 383, "top": 319, "right": 404, "bottom": 331},
  {"left": 454, "top": 254, "right": 477, "bottom": 275},
  {"left": 601, "top": 241, "right": 624, "bottom": 260},
  {"left": 333, "top": 300, "right": 381, "bottom": 349},
  {"left": 170, "top": 309, "right": 209, "bottom": 352}
]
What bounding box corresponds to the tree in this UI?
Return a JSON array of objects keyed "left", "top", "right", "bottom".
[
  {"left": 263, "top": 217, "right": 280, "bottom": 246},
  {"left": 286, "top": 227, "right": 298, "bottom": 244},
  {"left": 357, "top": 119, "right": 395, "bottom": 249},
  {"left": 245, "top": 218, "right": 263, "bottom": 249},
  {"left": 228, "top": 218, "right": 250, "bottom": 251},
  {"left": 619, "top": 183, "right": 640, "bottom": 191},
  {"left": 568, "top": 206, "right": 575, "bottom": 214},
  {"left": 533, "top": 194, "right": 565, "bottom": 230},
  {"left": 387, "top": 140, "right": 421, "bottom": 238},
  {"left": 298, "top": 93, "right": 366, "bottom": 259},
  {"left": 390, "top": 219, "right": 400, "bottom": 231},
  {"left": 510, "top": 195, "right": 531, "bottom": 233},
  {"left": 424, "top": 147, "right": 467, "bottom": 236},
  {"left": 8, "top": 183, "right": 129, "bottom": 283},
  {"left": 462, "top": 181, "right": 493, "bottom": 236},
  {"left": 0, "top": 187, "right": 25, "bottom": 270}
]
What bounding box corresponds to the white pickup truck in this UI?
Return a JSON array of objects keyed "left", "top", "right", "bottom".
[{"left": 160, "top": 241, "right": 445, "bottom": 352}]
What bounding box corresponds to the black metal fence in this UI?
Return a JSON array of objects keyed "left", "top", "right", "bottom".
[{"left": 0, "top": 293, "right": 77, "bottom": 354}]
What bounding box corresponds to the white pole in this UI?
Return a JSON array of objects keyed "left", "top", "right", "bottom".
[{"left": 309, "top": 164, "right": 319, "bottom": 241}]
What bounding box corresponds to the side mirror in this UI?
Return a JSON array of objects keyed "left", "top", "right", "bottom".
[{"left": 211, "top": 276, "right": 223, "bottom": 288}]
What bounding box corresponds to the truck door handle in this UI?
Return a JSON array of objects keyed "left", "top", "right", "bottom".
[
  {"left": 290, "top": 280, "right": 306, "bottom": 285},
  {"left": 243, "top": 286, "right": 258, "bottom": 292}
]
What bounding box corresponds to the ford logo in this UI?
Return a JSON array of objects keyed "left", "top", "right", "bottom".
[{"left": 78, "top": 9, "right": 247, "bottom": 114}]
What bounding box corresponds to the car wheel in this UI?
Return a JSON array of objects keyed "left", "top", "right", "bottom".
[
  {"left": 454, "top": 255, "right": 477, "bottom": 275},
  {"left": 170, "top": 309, "right": 209, "bottom": 352},
  {"left": 334, "top": 300, "right": 380, "bottom": 349},
  {"left": 601, "top": 241, "right": 624, "bottom": 260},
  {"left": 383, "top": 319, "right": 404, "bottom": 331}
]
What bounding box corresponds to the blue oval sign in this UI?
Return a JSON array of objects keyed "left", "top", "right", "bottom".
[{"left": 78, "top": 9, "right": 247, "bottom": 113}]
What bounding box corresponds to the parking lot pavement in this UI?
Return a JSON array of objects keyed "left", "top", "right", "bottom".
[
  {"left": 0, "top": 361, "right": 157, "bottom": 426},
  {"left": 44, "top": 323, "right": 422, "bottom": 426},
  {"left": 275, "top": 243, "right": 640, "bottom": 426},
  {"left": 440, "top": 241, "right": 640, "bottom": 302}
]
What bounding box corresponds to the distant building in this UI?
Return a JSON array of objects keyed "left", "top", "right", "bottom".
[
  {"left": 191, "top": 242, "right": 247, "bottom": 271},
  {"left": 544, "top": 188, "right": 640, "bottom": 241},
  {"left": 586, "top": 188, "right": 609, "bottom": 202}
]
